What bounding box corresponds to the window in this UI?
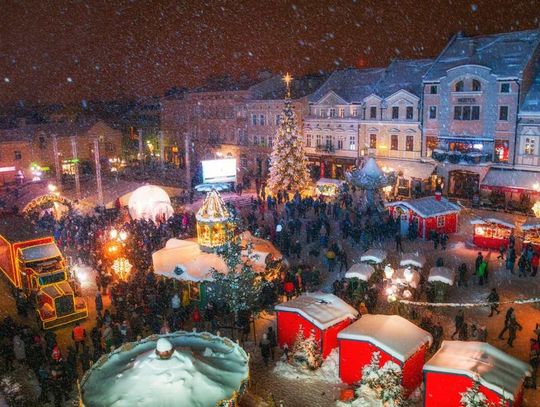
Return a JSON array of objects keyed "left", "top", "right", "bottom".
[
  {"left": 325, "top": 135, "right": 332, "bottom": 148},
  {"left": 472, "top": 106, "right": 480, "bottom": 120},
  {"left": 405, "top": 135, "right": 414, "bottom": 151},
  {"left": 392, "top": 106, "right": 399, "bottom": 119},
  {"left": 306, "top": 134, "right": 312, "bottom": 147},
  {"left": 525, "top": 138, "right": 536, "bottom": 155},
  {"left": 390, "top": 135, "right": 398, "bottom": 150},
  {"left": 338, "top": 108, "right": 345, "bottom": 118},
  {"left": 454, "top": 105, "right": 480, "bottom": 120},
  {"left": 349, "top": 136, "right": 356, "bottom": 151},
  {"left": 329, "top": 108, "right": 336, "bottom": 117},
  {"left": 370, "top": 106, "right": 377, "bottom": 119},
  {"left": 14, "top": 150, "right": 22, "bottom": 160},
  {"left": 369, "top": 134, "right": 377, "bottom": 149},
  {"left": 500, "top": 83, "right": 510, "bottom": 93},
  {"left": 259, "top": 114, "right": 266, "bottom": 126},
  {"left": 430, "top": 85, "right": 438, "bottom": 94},
  {"left": 316, "top": 134, "right": 322, "bottom": 147},
  {"left": 275, "top": 115, "right": 281, "bottom": 125},
  {"left": 268, "top": 135, "right": 273, "bottom": 148},
  {"left": 436, "top": 216, "right": 445, "bottom": 228},
  {"left": 38, "top": 136, "right": 46, "bottom": 149},
  {"left": 455, "top": 81, "right": 464, "bottom": 92},
  {"left": 253, "top": 136, "right": 259, "bottom": 145},
  {"left": 472, "top": 79, "right": 481, "bottom": 92},
  {"left": 429, "top": 106, "right": 437, "bottom": 119},
  {"left": 352, "top": 108, "right": 358, "bottom": 117},
  {"left": 337, "top": 138, "right": 344, "bottom": 150},
  {"left": 251, "top": 114, "right": 257, "bottom": 125},
  {"left": 499, "top": 106, "right": 509, "bottom": 121},
  {"left": 406, "top": 106, "right": 414, "bottom": 120}
]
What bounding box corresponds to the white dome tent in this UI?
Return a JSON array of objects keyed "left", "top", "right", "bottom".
[{"left": 128, "top": 185, "right": 174, "bottom": 222}]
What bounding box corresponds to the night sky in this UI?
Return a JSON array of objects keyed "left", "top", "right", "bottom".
[{"left": 1, "top": 0, "right": 540, "bottom": 104}]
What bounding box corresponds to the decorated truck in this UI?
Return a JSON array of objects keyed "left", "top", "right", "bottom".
[{"left": 0, "top": 216, "right": 87, "bottom": 329}]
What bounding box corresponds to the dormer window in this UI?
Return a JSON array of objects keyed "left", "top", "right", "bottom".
[
  {"left": 329, "top": 108, "right": 336, "bottom": 117},
  {"left": 369, "top": 106, "right": 377, "bottom": 119},
  {"left": 472, "top": 79, "right": 481, "bottom": 92},
  {"left": 455, "top": 81, "right": 464, "bottom": 92},
  {"left": 391, "top": 106, "right": 399, "bottom": 119}
]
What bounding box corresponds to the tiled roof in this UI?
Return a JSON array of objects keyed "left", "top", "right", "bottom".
[
  {"left": 374, "top": 59, "right": 434, "bottom": 98},
  {"left": 521, "top": 73, "right": 540, "bottom": 113}
]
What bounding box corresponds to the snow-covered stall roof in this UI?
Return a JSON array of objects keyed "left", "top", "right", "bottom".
[
  {"left": 481, "top": 168, "right": 540, "bottom": 192},
  {"left": 20, "top": 243, "right": 62, "bottom": 262},
  {"left": 81, "top": 331, "right": 250, "bottom": 407},
  {"left": 400, "top": 252, "right": 426, "bottom": 268},
  {"left": 470, "top": 218, "right": 515, "bottom": 229},
  {"left": 240, "top": 231, "right": 282, "bottom": 264},
  {"left": 338, "top": 315, "right": 432, "bottom": 363},
  {"left": 392, "top": 268, "right": 421, "bottom": 289},
  {"left": 360, "top": 249, "right": 387, "bottom": 264},
  {"left": 275, "top": 292, "right": 358, "bottom": 330},
  {"left": 376, "top": 158, "right": 436, "bottom": 181},
  {"left": 428, "top": 267, "right": 456, "bottom": 286},
  {"left": 316, "top": 178, "right": 344, "bottom": 186},
  {"left": 196, "top": 189, "right": 231, "bottom": 223},
  {"left": 386, "top": 197, "right": 460, "bottom": 218},
  {"left": 521, "top": 218, "right": 540, "bottom": 231},
  {"left": 128, "top": 185, "right": 174, "bottom": 222},
  {"left": 345, "top": 263, "right": 375, "bottom": 281},
  {"left": 424, "top": 341, "right": 532, "bottom": 400}
]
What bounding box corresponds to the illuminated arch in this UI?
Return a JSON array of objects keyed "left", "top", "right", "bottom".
[{"left": 22, "top": 194, "right": 73, "bottom": 214}]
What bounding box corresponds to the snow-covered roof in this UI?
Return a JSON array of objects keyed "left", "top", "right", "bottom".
[
  {"left": 481, "top": 168, "right": 540, "bottom": 192},
  {"left": 20, "top": 243, "right": 61, "bottom": 262},
  {"left": 392, "top": 268, "right": 421, "bottom": 289},
  {"left": 428, "top": 267, "right": 456, "bottom": 286},
  {"left": 522, "top": 73, "right": 540, "bottom": 113},
  {"left": 376, "top": 158, "right": 436, "bottom": 181},
  {"left": 386, "top": 197, "right": 460, "bottom": 218},
  {"left": 196, "top": 189, "right": 231, "bottom": 223},
  {"left": 374, "top": 59, "right": 433, "bottom": 98},
  {"left": 470, "top": 218, "right": 515, "bottom": 229},
  {"left": 275, "top": 292, "right": 358, "bottom": 330},
  {"left": 338, "top": 315, "right": 432, "bottom": 362},
  {"left": 522, "top": 218, "right": 540, "bottom": 231},
  {"left": 248, "top": 73, "right": 329, "bottom": 100},
  {"left": 81, "top": 331, "right": 250, "bottom": 407},
  {"left": 309, "top": 68, "right": 385, "bottom": 103},
  {"left": 345, "top": 263, "right": 375, "bottom": 282},
  {"left": 424, "top": 30, "right": 540, "bottom": 82},
  {"left": 360, "top": 249, "right": 387, "bottom": 264},
  {"left": 424, "top": 341, "right": 532, "bottom": 400},
  {"left": 316, "top": 178, "right": 344, "bottom": 186},
  {"left": 400, "top": 252, "right": 426, "bottom": 268}
]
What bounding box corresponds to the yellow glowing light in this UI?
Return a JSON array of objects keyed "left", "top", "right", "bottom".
[
  {"left": 384, "top": 264, "right": 395, "bottom": 279},
  {"left": 533, "top": 201, "right": 540, "bottom": 218},
  {"left": 283, "top": 72, "right": 293, "bottom": 87},
  {"left": 112, "top": 257, "right": 132, "bottom": 281},
  {"left": 533, "top": 183, "right": 540, "bottom": 192}
]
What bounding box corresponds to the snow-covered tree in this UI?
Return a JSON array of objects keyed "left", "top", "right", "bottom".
[
  {"left": 267, "top": 74, "right": 311, "bottom": 194},
  {"left": 460, "top": 381, "right": 492, "bottom": 407},
  {"left": 291, "top": 327, "right": 322, "bottom": 370},
  {"left": 359, "top": 352, "right": 405, "bottom": 406}
]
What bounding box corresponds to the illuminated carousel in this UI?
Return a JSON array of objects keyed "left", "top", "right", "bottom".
[{"left": 80, "top": 331, "right": 250, "bottom": 407}]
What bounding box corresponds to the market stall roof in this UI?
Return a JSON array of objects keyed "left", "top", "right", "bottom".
[
  {"left": 392, "top": 268, "right": 421, "bottom": 289},
  {"left": 316, "top": 178, "right": 344, "bottom": 186},
  {"left": 376, "top": 158, "right": 436, "bottom": 180},
  {"left": 424, "top": 341, "right": 531, "bottom": 400},
  {"left": 428, "top": 267, "right": 456, "bottom": 286},
  {"left": 275, "top": 292, "right": 358, "bottom": 330},
  {"left": 345, "top": 263, "right": 375, "bottom": 281},
  {"left": 360, "top": 249, "right": 387, "bottom": 264},
  {"left": 196, "top": 189, "right": 231, "bottom": 223},
  {"left": 386, "top": 196, "right": 460, "bottom": 218},
  {"left": 481, "top": 168, "right": 540, "bottom": 192},
  {"left": 400, "top": 252, "right": 426, "bottom": 268},
  {"left": 338, "top": 315, "right": 432, "bottom": 362},
  {"left": 20, "top": 243, "right": 61, "bottom": 262},
  {"left": 521, "top": 218, "right": 540, "bottom": 231},
  {"left": 470, "top": 218, "right": 515, "bottom": 229},
  {"left": 240, "top": 231, "right": 282, "bottom": 264}
]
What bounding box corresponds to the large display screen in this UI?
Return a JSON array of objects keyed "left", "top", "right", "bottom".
[{"left": 201, "top": 159, "right": 237, "bottom": 183}]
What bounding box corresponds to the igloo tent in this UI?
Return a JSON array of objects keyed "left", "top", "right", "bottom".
[
  {"left": 128, "top": 185, "right": 174, "bottom": 222},
  {"left": 80, "top": 332, "right": 250, "bottom": 407},
  {"left": 338, "top": 314, "right": 432, "bottom": 392},
  {"left": 275, "top": 292, "right": 358, "bottom": 358}
]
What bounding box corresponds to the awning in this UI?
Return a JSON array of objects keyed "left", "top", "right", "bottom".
[
  {"left": 376, "top": 158, "right": 436, "bottom": 180},
  {"left": 438, "top": 135, "right": 493, "bottom": 142},
  {"left": 481, "top": 169, "right": 540, "bottom": 194},
  {"left": 21, "top": 243, "right": 61, "bottom": 262}
]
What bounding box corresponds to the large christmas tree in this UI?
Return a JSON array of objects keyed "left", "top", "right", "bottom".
[{"left": 267, "top": 73, "right": 311, "bottom": 194}]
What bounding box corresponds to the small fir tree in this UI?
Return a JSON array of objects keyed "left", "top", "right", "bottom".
[
  {"left": 291, "top": 328, "right": 322, "bottom": 370},
  {"left": 359, "top": 352, "right": 405, "bottom": 406},
  {"left": 267, "top": 74, "right": 311, "bottom": 194},
  {"left": 460, "top": 381, "right": 491, "bottom": 407}
]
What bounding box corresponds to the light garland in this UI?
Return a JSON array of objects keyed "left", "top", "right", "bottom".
[{"left": 398, "top": 297, "right": 540, "bottom": 308}]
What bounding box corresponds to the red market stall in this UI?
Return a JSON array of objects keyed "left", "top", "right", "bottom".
[
  {"left": 338, "top": 315, "right": 432, "bottom": 392},
  {"left": 386, "top": 196, "right": 460, "bottom": 240},
  {"left": 522, "top": 218, "right": 540, "bottom": 251},
  {"left": 275, "top": 293, "right": 358, "bottom": 358},
  {"left": 424, "top": 341, "right": 531, "bottom": 407},
  {"left": 470, "top": 218, "right": 515, "bottom": 250}
]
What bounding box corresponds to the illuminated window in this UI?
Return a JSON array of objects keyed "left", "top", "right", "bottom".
[
  {"left": 406, "top": 135, "right": 414, "bottom": 151},
  {"left": 525, "top": 138, "right": 536, "bottom": 155},
  {"left": 369, "top": 134, "right": 377, "bottom": 149},
  {"left": 349, "top": 136, "right": 356, "bottom": 151},
  {"left": 390, "top": 135, "right": 398, "bottom": 150},
  {"left": 437, "top": 216, "right": 445, "bottom": 228},
  {"left": 338, "top": 108, "right": 345, "bottom": 118},
  {"left": 352, "top": 108, "right": 358, "bottom": 117}
]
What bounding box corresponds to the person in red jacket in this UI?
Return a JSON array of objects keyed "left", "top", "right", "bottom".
[{"left": 71, "top": 322, "right": 86, "bottom": 353}]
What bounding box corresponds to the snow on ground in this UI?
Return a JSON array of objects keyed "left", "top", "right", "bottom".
[{"left": 273, "top": 348, "right": 341, "bottom": 383}]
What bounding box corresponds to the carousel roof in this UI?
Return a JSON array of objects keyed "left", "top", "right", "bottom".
[
  {"left": 80, "top": 332, "right": 249, "bottom": 407},
  {"left": 346, "top": 158, "right": 395, "bottom": 189},
  {"left": 196, "top": 189, "right": 231, "bottom": 223}
]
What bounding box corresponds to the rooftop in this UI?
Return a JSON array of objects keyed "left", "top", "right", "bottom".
[
  {"left": 386, "top": 196, "right": 461, "bottom": 218},
  {"left": 521, "top": 72, "right": 540, "bottom": 113},
  {"left": 248, "top": 73, "right": 329, "bottom": 100},
  {"left": 374, "top": 59, "right": 434, "bottom": 98}
]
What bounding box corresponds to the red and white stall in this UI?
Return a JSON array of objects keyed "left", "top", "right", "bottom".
[
  {"left": 471, "top": 218, "right": 515, "bottom": 250},
  {"left": 386, "top": 196, "right": 460, "bottom": 240},
  {"left": 424, "top": 341, "right": 531, "bottom": 407},
  {"left": 522, "top": 218, "right": 540, "bottom": 251},
  {"left": 275, "top": 293, "right": 358, "bottom": 358},
  {"left": 338, "top": 315, "right": 432, "bottom": 392}
]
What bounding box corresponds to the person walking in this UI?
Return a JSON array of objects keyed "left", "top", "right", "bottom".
[
  {"left": 518, "top": 254, "right": 527, "bottom": 277},
  {"left": 267, "top": 326, "right": 277, "bottom": 362},
  {"left": 71, "top": 322, "right": 86, "bottom": 353},
  {"left": 451, "top": 309, "right": 465, "bottom": 339},
  {"left": 259, "top": 333, "right": 271, "bottom": 367},
  {"left": 477, "top": 259, "right": 487, "bottom": 286},
  {"left": 395, "top": 232, "right": 403, "bottom": 253},
  {"left": 95, "top": 291, "right": 103, "bottom": 319},
  {"left": 475, "top": 252, "right": 483, "bottom": 274},
  {"left": 498, "top": 308, "right": 514, "bottom": 340},
  {"left": 440, "top": 232, "right": 448, "bottom": 250},
  {"left": 507, "top": 313, "right": 523, "bottom": 347},
  {"left": 487, "top": 288, "right": 501, "bottom": 317},
  {"left": 458, "top": 263, "right": 468, "bottom": 287}
]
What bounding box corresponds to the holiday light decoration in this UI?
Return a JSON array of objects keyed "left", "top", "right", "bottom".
[{"left": 112, "top": 257, "right": 132, "bottom": 281}]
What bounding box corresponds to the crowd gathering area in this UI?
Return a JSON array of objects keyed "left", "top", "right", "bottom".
[{"left": 1, "top": 170, "right": 540, "bottom": 406}]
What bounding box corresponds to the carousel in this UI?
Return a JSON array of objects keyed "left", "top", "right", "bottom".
[{"left": 80, "top": 332, "right": 250, "bottom": 407}]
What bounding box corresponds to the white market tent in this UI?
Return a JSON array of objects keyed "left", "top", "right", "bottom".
[
  {"left": 274, "top": 292, "right": 358, "bottom": 330},
  {"left": 470, "top": 217, "right": 515, "bottom": 229},
  {"left": 128, "top": 185, "right": 174, "bottom": 222},
  {"left": 360, "top": 249, "right": 387, "bottom": 264},
  {"left": 424, "top": 341, "right": 531, "bottom": 401},
  {"left": 400, "top": 252, "right": 426, "bottom": 268},
  {"left": 392, "top": 268, "right": 421, "bottom": 289},
  {"left": 428, "top": 267, "right": 456, "bottom": 286},
  {"left": 338, "top": 315, "right": 432, "bottom": 363},
  {"left": 345, "top": 263, "right": 375, "bottom": 281}
]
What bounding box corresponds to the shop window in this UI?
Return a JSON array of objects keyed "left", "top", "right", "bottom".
[
  {"left": 454, "top": 81, "right": 464, "bottom": 92},
  {"left": 370, "top": 106, "right": 377, "bottom": 119},
  {"left": 406, "top": 107, "right": 414, "bottom": 120},
  {"left": 436, "top": 216, "right": 445, "bottom": 228},
  {"left": 500, "top": 83, "right": 510, "bottom": 93},
  {"left": 392, "top": 106, "right": 399, "bottom": 119},
  {"left": 429, "top": 106, "right": 437, "bottom": 119},
  {"left": 525, "top": 138, "right": 536, "bottom": 155},
  {"left": 14, "top": 150, "right": 22, "bottom": 160},
  {"left": 369, "top": 134, "right": 377, "bottom": 149},
  {"left": 430, "top": 85, "right": 438, "bottom": 94},
  {"left": 306, "top": 134, "right": 312, "bottom": 147},
  {"left": 499, "top": 106, "right": 509, "bottom": 121},
  {"left": 406, "top": 135, "right": 414, "bottom": 151},
  {"left": 349, "top": 136, "right": 356, "bottom": 151},
  {"left": 390, "top": 135, "right": 398, "bottom": 150},
  {"left": 472, "top": 79, "right": 482, "bottom": 91}
]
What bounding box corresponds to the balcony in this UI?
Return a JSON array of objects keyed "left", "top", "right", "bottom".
[
  {"left": 315, "top": 144, "right": 336, "bottom": 154},
  {"left": 432, "top": 149, "right": 492, "bottom": 165}
]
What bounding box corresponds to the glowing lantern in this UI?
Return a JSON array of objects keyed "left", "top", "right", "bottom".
[
  {"left": 384, "top": 264, "right": 395, "bottom": 280},
  {"left": 533, "top": 201, "right": 540, "bottom": 218},
  {"left": 112, "top": 258, "right": 132, "bottom": 281}
]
